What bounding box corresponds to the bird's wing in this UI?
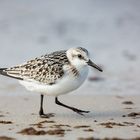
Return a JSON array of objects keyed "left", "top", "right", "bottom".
[{"left": 0, "top": 51, "right": 69, "bottom": 85}]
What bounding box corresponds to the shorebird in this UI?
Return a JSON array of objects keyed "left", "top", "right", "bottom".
[{"left": 0, "top": 47, "right": 103, "bottom": 117}]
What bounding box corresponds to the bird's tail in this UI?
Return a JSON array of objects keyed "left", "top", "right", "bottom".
[{"left": 0, "top": 68, "right": 23, "bottom": 80}]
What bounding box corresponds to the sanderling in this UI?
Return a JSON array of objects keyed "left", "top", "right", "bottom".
[{"left": 0, "top": 47, "right": 103, "bottom": 117}]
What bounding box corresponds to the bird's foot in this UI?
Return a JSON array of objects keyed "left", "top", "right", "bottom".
[
  {"left": 39, "top": 111, "right": 55, "bottom": 118},
  {"left": 72, "top": 108, "right": 90, "bottom": 116}
]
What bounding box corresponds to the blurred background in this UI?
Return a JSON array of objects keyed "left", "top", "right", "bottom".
[{"left": 0, "top": 0, "right": 140, "bottom": 96}]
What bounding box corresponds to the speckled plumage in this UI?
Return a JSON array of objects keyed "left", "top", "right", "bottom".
[
  {"left": 0, "top": 47, "right": 103, "bottom": 96},
  {"left": 1, "top": 50, "right": 70, "bottom": 85}
]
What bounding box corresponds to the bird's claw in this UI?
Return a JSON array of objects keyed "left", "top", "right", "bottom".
[
  {"left": 40, "top": 113, "right": 55, "bottom": 118},
  {"left": 72, "top": 108, "right": 90, "bottom": 116}
]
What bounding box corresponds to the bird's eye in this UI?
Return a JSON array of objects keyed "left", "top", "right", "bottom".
[{"left": 78, "top": 54, "right": 82, "bottom": 59}]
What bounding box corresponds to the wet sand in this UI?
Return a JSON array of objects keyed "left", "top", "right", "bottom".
[{"left": 0, "top": 95, "right": 139, "bottom": 140}]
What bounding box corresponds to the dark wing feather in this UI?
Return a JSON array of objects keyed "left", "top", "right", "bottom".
[{"left": 0, "top": 68, "right": 23, "bottom": 80}]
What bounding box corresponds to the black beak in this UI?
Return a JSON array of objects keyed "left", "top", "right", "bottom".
[{"left": 87, "top": 59, "right": 103, "bottom": 72}]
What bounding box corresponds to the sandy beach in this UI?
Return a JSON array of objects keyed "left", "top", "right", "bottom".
[
  {"left": 0, "top": 94, "right": 139, "bottom": 140},
  {"left": 0, "top": 0, "right": 140, "bottom": 140}
]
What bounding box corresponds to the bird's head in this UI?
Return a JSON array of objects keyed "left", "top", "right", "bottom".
[{"left": 66, "top": 47, "right": 103, "bottom": 72}]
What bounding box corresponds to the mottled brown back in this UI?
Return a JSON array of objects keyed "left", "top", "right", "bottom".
[{"left": 1, "top": 50, "right": 70, "bottom": 85}]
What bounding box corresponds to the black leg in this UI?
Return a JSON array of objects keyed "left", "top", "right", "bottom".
[
  {"left": 39, "top": 94, "right": 54, "bottom": 118},
  {"left": 39, "top": 94, "right": 44, "bottom": 116},
  {"left": 55, "top": 97, "right": 90, "bottom": 116}
]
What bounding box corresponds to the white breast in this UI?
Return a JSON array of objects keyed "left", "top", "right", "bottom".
[{"left": 19, "top": 66, "right": 89, "bottom": 96}]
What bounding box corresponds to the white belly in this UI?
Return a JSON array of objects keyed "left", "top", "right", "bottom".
[{"left": 19, "top": 66, "right": 89, "bottom": 96}]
